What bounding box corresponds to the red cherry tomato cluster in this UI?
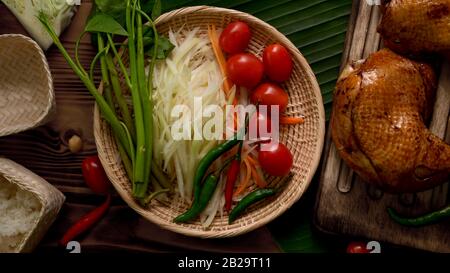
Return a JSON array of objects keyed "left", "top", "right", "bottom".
[
  {"left": 219, "top": 21, "right": 294, "bottom": 177},
  {"left": 220, "top": 21, "right": 294, "bottom": 109}
]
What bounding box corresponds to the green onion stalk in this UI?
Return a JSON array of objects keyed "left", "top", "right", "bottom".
[
  {"left": 96, "top": 33, "right": 134, "bottom": 180},
  {"left": 136, "top": 0, "right": 152, "bottom": 198},
  {"left": 126, "top": 0, "right": 148, "bottom": 198},
  {"left": 38, "top": 13, "right": 134, "bottom": 161},
  {"left": 38, "top": 0, "right": 167, "bottom": 202}
]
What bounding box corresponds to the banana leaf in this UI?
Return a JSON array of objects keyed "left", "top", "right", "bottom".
[
  {"left": 162, "top": 0, "right": 353, "bottom": 252},
  {"left": 163, "top": 0, "right": 352, "bottom": 119}
]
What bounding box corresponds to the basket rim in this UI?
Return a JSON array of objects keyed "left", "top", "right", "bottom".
[
  {"left": 0, "top": 34, "right": 55, "bottom": 137},
  {"left": 94, "top": 5, "right": 325, "bottom": 238}
]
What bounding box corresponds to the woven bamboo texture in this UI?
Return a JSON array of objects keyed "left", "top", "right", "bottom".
[
  {"left": 94, "top": 6, "right": 325, "bottom": 238},
  {"left": 0, "top": 157, "right": 65, "bottom": 253},
  {"left": 0, "top": 34, "right": 55, "bottom": 137}
]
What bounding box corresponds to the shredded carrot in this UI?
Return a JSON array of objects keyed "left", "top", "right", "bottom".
[
  {"left": 280, "top": 116, "right": 305, "bottom": 125},
  {"left": 250, "top": 162, "right": 267, "bottom": 188},
  {"left": 244, "top": 155, "right": 267, "bottom": 188},
  {"left": 246, "top": 154, "right": 259, "bottom": 166},
  {"left": 227, "top": 145, "right": 239, "bottom": 158},
  {"left": 234, "top": 157, "right": 252, "bottom": 197},
  {"left": 207, "top": 24, "right": 233, "bottom": 96},
  {"left": 234, "top": 98, "right": 242, "bottom": 131},
  {"left": 208, "top": 24, "right": 239, "bottom": 129}
]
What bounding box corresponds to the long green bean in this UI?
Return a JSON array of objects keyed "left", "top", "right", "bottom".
[
  {"left": 104, "top": 53, "right": 135, "bottom": 141},
  {"left": 97, "top": 34, "right": 113, "bottom": 110},
  {"left": 134, "top": 0, "right": 152, "bottom": 198},
  {"left": 126, "top": 0, "right": 147, "bottom": 197},
  {"left": 38, "top": 14, "right": 134, "bottom": 160},
  {"left": 39, "top": 2, "right": 167, "bottom": 202}
]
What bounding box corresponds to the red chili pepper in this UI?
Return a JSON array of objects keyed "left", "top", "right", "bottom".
[
  {"left": 82, "top": 155, "right": 110, "bottom": 195},
  {"left": 59, "top": 195, "right": 111, "bottom": 247},
  {"left": 225, "top": 159, "right": 240, "bottom": 212}
]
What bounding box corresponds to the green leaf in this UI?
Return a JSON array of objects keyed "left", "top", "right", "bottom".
[
  {"left": 146, "top": 36, "right": 174, "bottom": 59},
  {"left": 152, "top": 0, "right": 162, "bottom": 20},
  {"left": 141, "top": 0, "right": 154, "bottom": 15},
  {"left": 143, "top": 36, "right": 154, "bottom": 47},
  {"left": 143, "top": 25, "right": 154, "bottom": 37},
  {"left": 85, "top": 13, "right": 128, "bottom": 36},
  {"left": 95, "top": 0, "right": 127, "bottom": 25}
]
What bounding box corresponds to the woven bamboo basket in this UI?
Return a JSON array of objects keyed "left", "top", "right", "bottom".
[
  {"left": 94, "top": 6, "right": 325, "bottom": 238},
  {"left": 0, "top": 34, "right": 55, "bottom": 137},
  {"left": 0, "top": 158, "right": 65, "bottom": 252}
]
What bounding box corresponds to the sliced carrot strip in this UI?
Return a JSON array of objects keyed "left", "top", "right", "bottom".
[
  {"left": 234, "top": 157, "right": 252, "bottom": 197},
  {"left": 208, "top": 24, "right": 233, "bottom": 96},
  {"left": 227, "top": 145, "right": 239, "bottom": 158},
  {"left": 246, "top": 154, "right": 259, "bottom": 166},
  {"left": 255, "top": 164, "right": 268, "bottom": 187},
  {"left": 280, "top": 116, "right": 305, "bottom": 125},
  {"left": 245, "top": 154, "right": 267, "bottom": 188},
  {"left": 232, "top": 97, "right": 238, "bottom": 106},
  {"left": 208, "top": 24, "right": 239, "bottom": 129},
  {"left": 250, "top": 162, "right": 267, "bottom": 188}
]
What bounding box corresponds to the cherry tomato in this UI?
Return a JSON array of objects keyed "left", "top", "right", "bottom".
[
  {"left": 82, "top": 155, "right": 111, "bottom": 195},
  {"left": 251, "top": 83, "right": 289, "bottom": 113},
  {"left": 249, "top": 111, "right": 272, "bottom": 140},
  {"left": 346, "top": 242, "right": 369, "bottom": 254},
  {"left": 263, "top": 44, "right": 293, "bottom": 82},
  {"left": 219, "top": 21, "right": 251, "bottom": 54},
  {"left": 227, "top": 53, "right": 264, "bottom": 89},
  {"left": 258, "top": 142, "right": 293, "bottom": 176}
]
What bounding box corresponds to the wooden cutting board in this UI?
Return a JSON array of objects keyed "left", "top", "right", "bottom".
[{"left": 314, "top": 0, "right": 450, "bottom": 252}]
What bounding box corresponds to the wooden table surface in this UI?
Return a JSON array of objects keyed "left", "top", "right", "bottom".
[{"left": 0, "top": 1, "right": 280, "bottom": 253}]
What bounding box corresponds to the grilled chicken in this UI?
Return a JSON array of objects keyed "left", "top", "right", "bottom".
[
  {"left": 331, "top": 49, "right": 450, "bottom": 193},
  {"left": 378, "top": 0, "right": 450, "bottom": 55}
]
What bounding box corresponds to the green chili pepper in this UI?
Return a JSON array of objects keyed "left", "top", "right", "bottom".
[
  {"left": 174, "top": 174, "right": 220, "bottom": 223},
  {"left": 192, "top": 138, "right": 240, "bottom": 202},
  {"left": 192, "top": 113, "right": 251, "bottom": 203},
  {"left": 387, "top": 205, "right": 450, "bottom": 227},
  {"left": 229, "top": 188, "right": 277, "bottom": 224}
]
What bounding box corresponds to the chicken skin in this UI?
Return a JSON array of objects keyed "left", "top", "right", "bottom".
[
  {"left": 331, "top": 49, "right": 450, "bottom": 192},
  {"left": 378, "top": 0, "right": 450, "bottom": 55}
]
